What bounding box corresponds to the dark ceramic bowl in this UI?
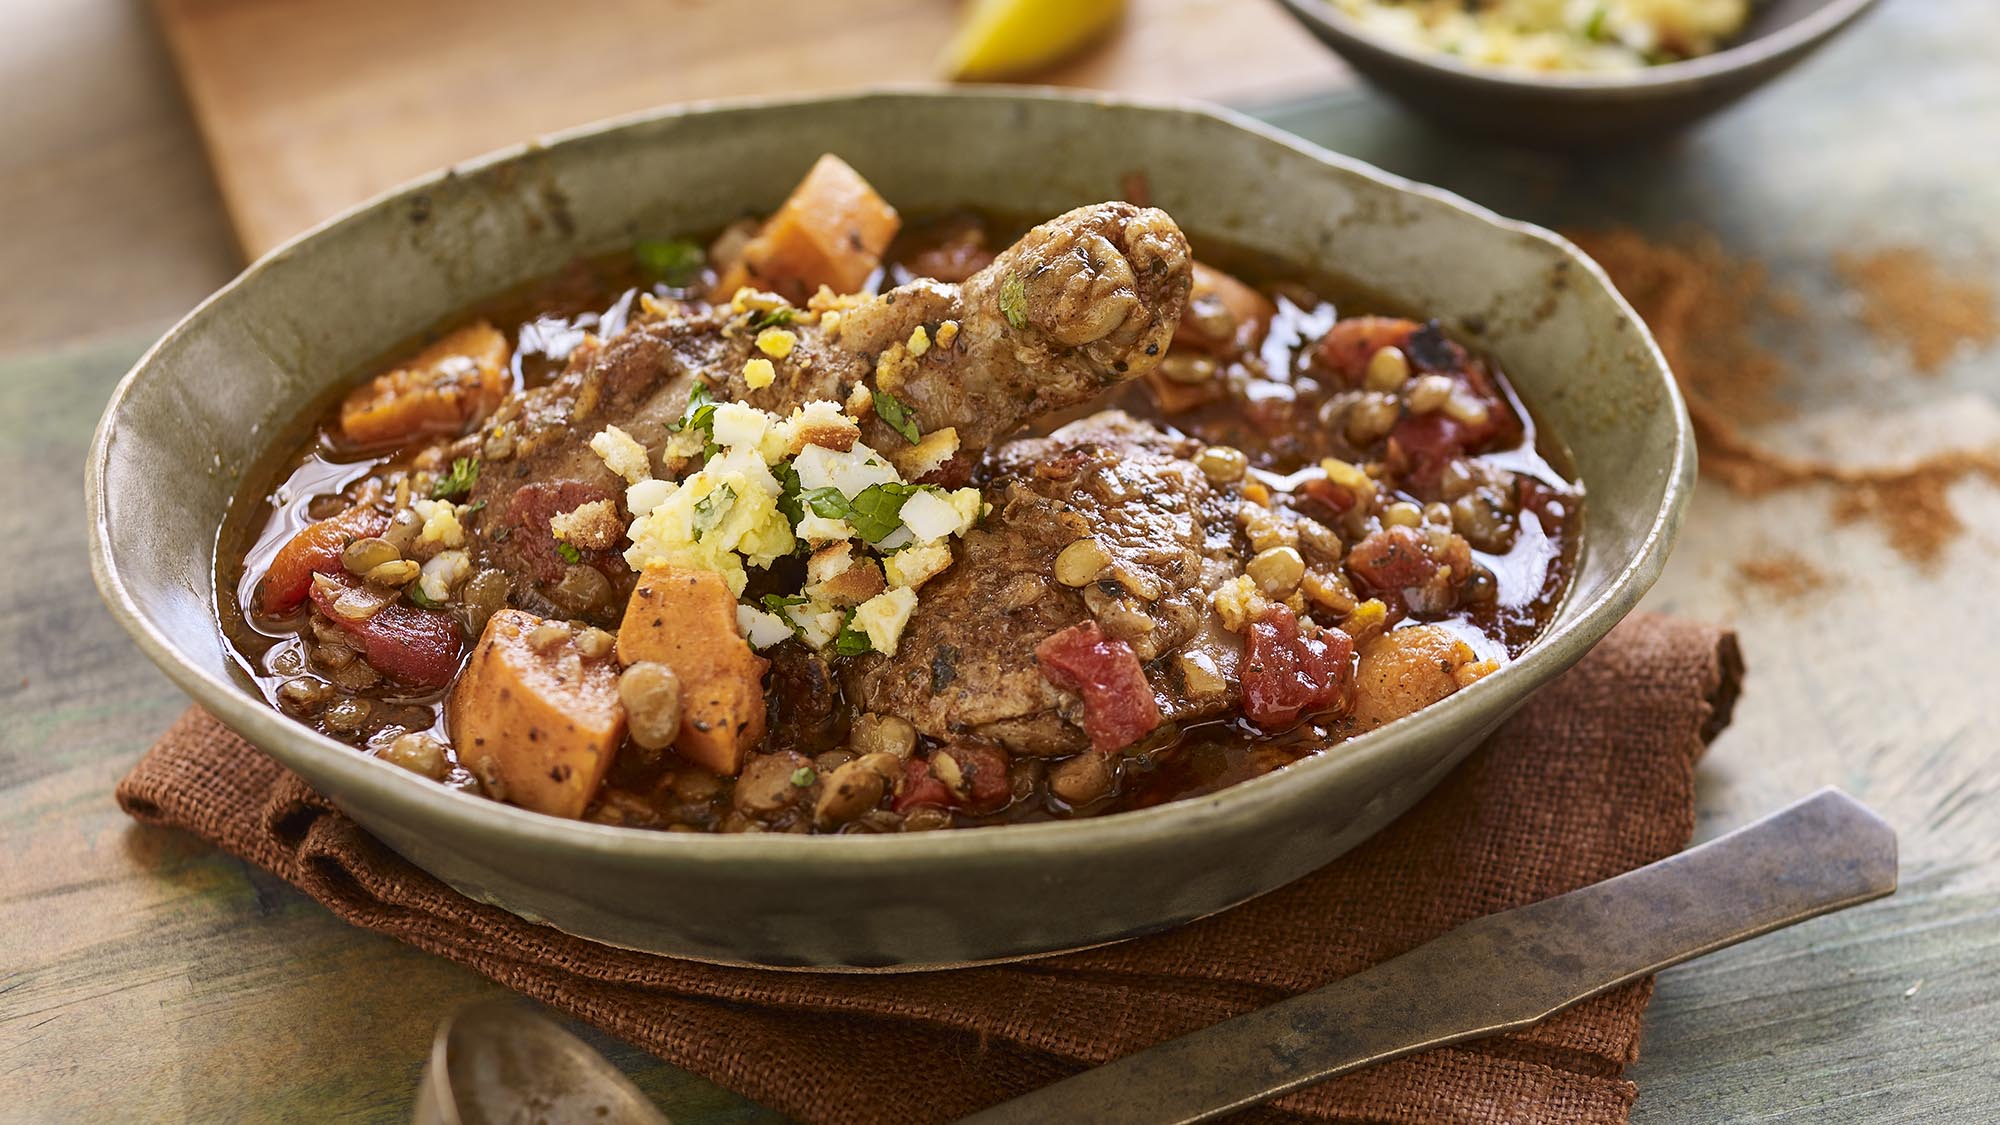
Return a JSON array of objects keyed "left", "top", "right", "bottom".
[
  {"left": 88, "top": 89, "right": 1690, "bottom": 969},
  {"left": 1273, "top": 0, "right": 1881, "bottom": 145}
]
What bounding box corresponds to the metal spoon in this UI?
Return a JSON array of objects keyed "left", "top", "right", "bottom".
[{"left": 413, "top": 1000, "right": 670, "bottom": 1125}]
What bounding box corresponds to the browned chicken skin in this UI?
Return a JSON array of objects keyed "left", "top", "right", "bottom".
[
  {"left": 844, "top": 411, "right": 1245, "bottom": 756},
  {"left": 469, "top": 202, "right": 1192, "bottom": 601}
]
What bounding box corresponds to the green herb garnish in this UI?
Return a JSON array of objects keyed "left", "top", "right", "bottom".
[
  {"left": 634, "top": 238, "right": 705, "bottom": 287},
  {"left": 834, "top": 614, "right": 874, "bottom": 657},
  {"left": 692, "top": 483, "right": 736, "bottom": 535},
  {"left": 999, "top": 273, "right": 1028, "bottom": 330},
  {"left": 1583, "top": 5, "right": 1609, "bottom": 40},
  {"left": 789, "top": 765, "right": 818, "bottom": 788},
  {"left": 845, "top": 482, "right": 921, "bottom": 543},
  {"left": 407, "top": 584, "right": 444, "bottom": 610},
  {"left": 774, "top": 461, "right": 805, "bottom": 526},
  {"left": 554, "top": 540, "right": 583, "bottom": 564},
  {"left": 871, "top": 387, "right": 922, "bottom": 444},
  {"left": 800, "top": 486, "right": 853, "bottom": 522},
  {"left": 760, "top": 593, "right": 807, "bottom": 614},
  {"left": 431, "top": 457, "right": 479, "bottom": 499},
  {"left": 670, "top": 382, "right": 717, "bottom": 434},
  {"left": 749, "top": 306, "right": 796, "bottom": 329}
]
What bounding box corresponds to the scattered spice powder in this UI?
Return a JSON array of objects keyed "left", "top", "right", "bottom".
[
  {"left": 1834, "top": 247, "right": 1997, "bottom": 375},
  {"left": 1570, "top": 228, "right": 2000, "bottom": 566},
  {"left": 1734, "top": 552, "right": 1829, "bottom": 602}
]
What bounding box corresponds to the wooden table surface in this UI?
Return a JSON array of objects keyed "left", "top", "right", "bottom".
[{"left": 4, "top": 1, "right": 1998, "bottom": 1121}]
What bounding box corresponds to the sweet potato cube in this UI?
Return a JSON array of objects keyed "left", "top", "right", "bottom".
[
  {"left": 617, "top": 566, "right": 770, "bottom": 776},
  {"left": 709, "top": 154, "right": 900, "bottom": 304},
  {"left": 339, "top": 321, "right": 510, "bottom": 446},
  {"left": 449, "top": 610, "right": 625, "bottom": 819}
]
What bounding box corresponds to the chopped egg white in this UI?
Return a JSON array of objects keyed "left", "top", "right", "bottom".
[
  {"left": 884, "top": 541, "right": 953, "bottom": 589},
  {"left": 899, "top": 488, "right": 969, "bottom": 543},
  {"left": 419, "top": 549, "right": 471, "bottom": 603},
  {"left": 737, "top": 604, "right": 795, "bottom": 650},
  {"left": 411, "top": 498, "right": 467, "bottom": 549}
]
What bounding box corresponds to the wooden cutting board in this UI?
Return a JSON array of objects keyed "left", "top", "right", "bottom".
[{"left": 152, "top": 0, "right": 1350, "bottom": 257}]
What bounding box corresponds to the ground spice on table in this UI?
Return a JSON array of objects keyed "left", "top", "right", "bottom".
[
  {"left": 1734, "top": 552, "right": 1828, "bottom": 602},
  {"left": 1834, "top": 246, "right": 1997, "bottom": 375},
  {"left": 1569, "top": 229, "right": 2000, "bottom": 566}
]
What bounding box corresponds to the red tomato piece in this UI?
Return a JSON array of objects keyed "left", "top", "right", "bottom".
[
  {"left": 893, "top": 756, "right": 952, "bottom": 812},
  {"left": 258, "top": 505, "right": 389, "bottom": 616},
  {"left": 1035, "top": 621, "right": 1163, "bottom": 754},
  {"left": 937, "top": 741, "right": 1012, "bottom": 815},
  {"left": 1241, "top": 604, "right": 1353, "bottom": 729},
  {"left": 500, "top": 480, "right": 619, "bottom": 583},
  {"left": 1347, "top": 525, "right": 1442, "bottom": 594},
  {"left": 1313, "top": 316, "right": 1420, "bottom": 385},
  {"left": 308, "top": 577, "right": 464, "bottom": 689}
]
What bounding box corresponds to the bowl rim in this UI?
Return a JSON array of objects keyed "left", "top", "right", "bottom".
[
  {"left": 86, "top": 86, "right": 1693, "bottom": 869},
  {"left": 1273, "top": 0, "right": 1880, "bottom": 94}
]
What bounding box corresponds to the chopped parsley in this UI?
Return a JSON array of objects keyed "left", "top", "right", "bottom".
[
  {"left": 431, "top": 457, "right": 479, "bottom": 499},
  {"left": 406, "top": 584, "right": 444, "bottom": 610},
  {"left": 800, "top": 486, "right": 852, "bottom": 522},
  {"left": 871, "top": 387, "right": 922, "bottom": 444},
  {"left": 999, "top": 273, "right": 1029, "bottom": 330},
  {"left": 692, "top": 483, "right": 736, "bottom": 535},
  {"left": 670, "top": 382, "right": 722, "bottom": 459},
  {"left": 760, "top": 593, "right": 807, "bottom": 614},
  {"left": 749, "top": 306, "right": 796, "bottom": 329},
  {"left": 634, "top": 238, "right": 705, "bottom": 287},
  {"left": 554, "top": 540, "right": 583, "bottom": 564},
  {"left": 789, "top": 765, "right": 818, "bottom": 788},
  {"left": 1583, "top": 5, "right": 1609, "bottom": 40}
]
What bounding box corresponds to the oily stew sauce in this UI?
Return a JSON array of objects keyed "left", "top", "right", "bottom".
[{"left": 220, "top": 162, "right": 1577, "bottom": 834}]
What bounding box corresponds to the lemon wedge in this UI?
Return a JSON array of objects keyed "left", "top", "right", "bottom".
[{"left": 941, "top": 0, "right": 1127, "bottom": 81}]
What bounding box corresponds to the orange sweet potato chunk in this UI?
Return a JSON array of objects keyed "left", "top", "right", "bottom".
[
  {"left": 449, "top": 610, "right": 625, "bottom": 819},
  {"left": 617, "top": 566, "right": 770, "bottom": 776},
  {"left": 339, "top": 321, "right": 510, "bottom": 446},
  {"left": 709, "top": 154, "right": 900, "bottom": 304}
]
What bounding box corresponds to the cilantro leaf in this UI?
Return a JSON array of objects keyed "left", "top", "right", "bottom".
[
  {"left": 554, "top": 540, "right": 583, "bottom": 564},
  {"left": 692, "top": 483, "right": 736, "bottom": 536},
  {"left": 635, "top": 239, "right": 705, "bottom": 287},
  {"left": 999, "top": 273, "right": 1029, "bottom": 330},
  {"left": 872, "top": 387, "right": 922, "bottom": 444},
  {"left": 431, "top": 457, "right": 479, "bottom": 499},
  {"left": 846, "top": 482, "right": 920, "bottom": 543}
]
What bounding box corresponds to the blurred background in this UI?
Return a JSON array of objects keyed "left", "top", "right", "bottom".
[{"left": 4, "top": 0, "right": 1996, "bottom": 1121}]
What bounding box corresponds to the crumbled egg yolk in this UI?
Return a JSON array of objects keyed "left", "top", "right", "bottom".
[
  {"left": 754, "top": 327, "right": 797, "bottom": 359},
  {"left": 591, "top": 392, "right": 986, "bottom": 655},
  {"left": 743, "top": 357, "right": 776, "bottom": 390},
  {"left": 411, "top": 498, "right": 467, "bottom": 549}
]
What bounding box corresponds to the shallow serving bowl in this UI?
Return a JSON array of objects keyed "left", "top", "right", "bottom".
[
  {"left": 89, "top": 89, "right": 1690, "bottom": 969},
  {"left": 1273, "top": 0, "right": 1880, "bottom": 145}
]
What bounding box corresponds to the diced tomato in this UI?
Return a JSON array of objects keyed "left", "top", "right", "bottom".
[
  {"left": 258, "top": 505, "right": 389, "bottom": 616},
  {"left": 1313, "top": 316, "right": 1420, "bottom": 385},
  {"left": 937, "top": 741, "right": 1013, "bottom": 814},
  {"left": 1297, "top": 476, "right": 1360, "bottom": 524},
  {"left": 893, "top": 756, "right": 952, "bottom": 812},
  {"left": 1388, "top": 411, "right": 1479, "bottom": 497},
  {"left": 1175, "top": 262, "right": 1277, "bottom": 355},
  {"left": 500, "top": 480, "right": 619, "bottom": 583},
  {"left": 1035, "top": 621, "right": 1163, "bottom": 754},
  {"left": 1241, "top": 605, "right": 1353, "bottom": 729},
  {"left": 1347, "top": 525, "right": 1442, "bottom": 593},
  {"left": 308, "top": 577, "right": 464, "bottom": 689}
]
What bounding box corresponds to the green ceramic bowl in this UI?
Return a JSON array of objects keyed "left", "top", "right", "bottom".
[
  {"left": 1273, "top": 0, "right": 1880, "bottom": 146},
  {"left": 88, "top": 90, "right": 1691, "bottom": 969}
]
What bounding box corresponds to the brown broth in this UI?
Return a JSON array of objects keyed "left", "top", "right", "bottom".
[{"left": 216, "top": 212, "right": 1580, "bottom": 831}]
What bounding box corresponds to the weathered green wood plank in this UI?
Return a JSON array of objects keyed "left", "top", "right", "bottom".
[{"left": 5, "top": 0, "right": 1998, "bottom": 1121}]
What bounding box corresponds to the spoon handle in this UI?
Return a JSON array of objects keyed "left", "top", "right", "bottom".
[{"left": 958, "top": 788, "right": 1897, "bottom": 1125}]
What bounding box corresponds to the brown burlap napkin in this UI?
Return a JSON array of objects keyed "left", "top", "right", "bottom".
[{"left": 116, "top": 613, "right": 1739, "bottom": 1125}]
